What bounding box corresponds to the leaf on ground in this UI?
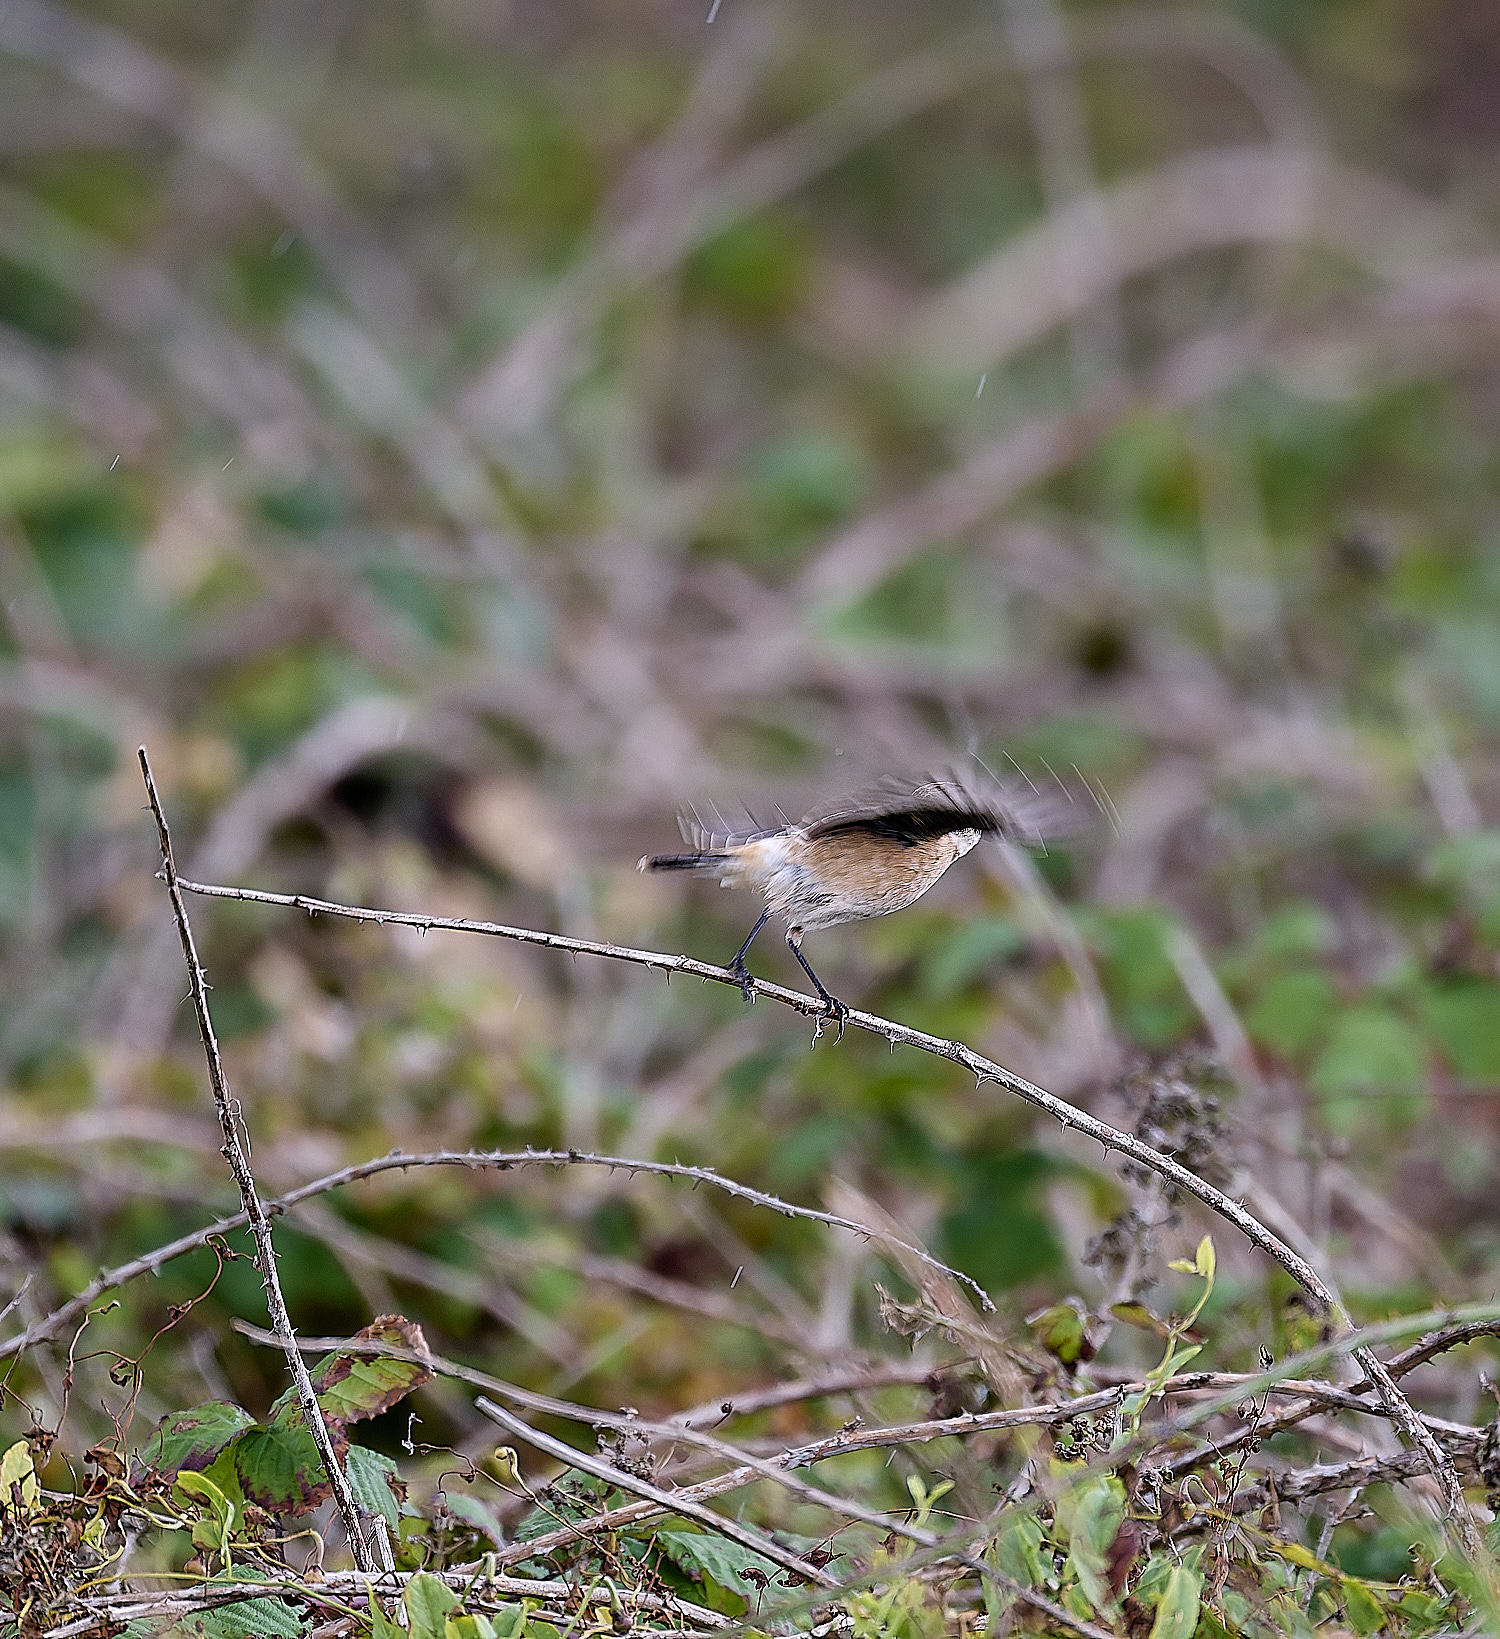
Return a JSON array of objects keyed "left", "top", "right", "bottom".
[{"left": 308, "top": 1314, "right": 434, "bottom": 1426}]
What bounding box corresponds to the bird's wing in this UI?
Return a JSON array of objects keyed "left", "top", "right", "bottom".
[
  {"left": 674, "top": 804, "right": 786, "bottom": 852},
  {"left": 800, "top": 770, "right": 1084, "bottom": 849}
]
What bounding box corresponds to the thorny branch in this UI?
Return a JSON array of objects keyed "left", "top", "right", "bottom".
[
  {"left": 169, "top": 871, "right": 1484, "bottom": 1552},
  {"left": 0, "top": 1146, "right": 988, "bottom": 1367},
  {"left": 137, "top": 750, "right": 375, "bottom": 1572},
  {"left": 236, "top": 1305, "right": 1499, "bottom": 1639}
]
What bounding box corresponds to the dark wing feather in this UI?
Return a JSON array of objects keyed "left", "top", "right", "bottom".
[{"left": 800, "top": 771, "right": 1077, "bottom": 849}]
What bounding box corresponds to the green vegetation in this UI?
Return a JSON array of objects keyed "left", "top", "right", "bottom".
[{"left": 1, "top": 0, "right": 1500, "bottom": 1632}]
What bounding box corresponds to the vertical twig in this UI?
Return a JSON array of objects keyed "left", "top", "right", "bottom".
[{"left": 138, "top": 747, "right": 375, "bottom": 1572}]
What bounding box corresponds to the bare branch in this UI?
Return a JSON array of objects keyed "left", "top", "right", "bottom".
[
  {"left": 474, "top": 1394, "right": 838, "bottom": 1590},
  {"left": 0, "top": 1145, "right": 986, "bottom": 1365},
  {"left": 137, "top": 748, "right": 374, "bottom": 1572},
  {"left": 167, "top": 870, "right": 1486, "bottom": 1550}
]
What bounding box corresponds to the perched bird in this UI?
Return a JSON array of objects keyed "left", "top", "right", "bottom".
[{"left": 640, "top": 773, "right": 1064, "bottom": 1034}]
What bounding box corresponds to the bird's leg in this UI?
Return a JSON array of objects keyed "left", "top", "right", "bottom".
[
  {"left": 785, "top": 928, "right": 847, "bottom": 1042},
  {"left": 727, "top": 908, "right": 771, "bottom": 1004}
]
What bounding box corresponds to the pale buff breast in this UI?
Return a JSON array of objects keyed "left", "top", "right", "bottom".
[{"left": 778, "top": 826, "right": 983, "bottom": 930}]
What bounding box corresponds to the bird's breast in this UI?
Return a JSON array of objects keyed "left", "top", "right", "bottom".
[{"left": 780, "top": 828, "right": 980, "bottom": 928}]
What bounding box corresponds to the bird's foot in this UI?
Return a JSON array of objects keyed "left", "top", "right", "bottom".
[
  {"left": 728, "top": 959, "right": 756, "bottom": 1006},
  {"left": 811, "top": 994, "right": 848, "bottom": 1045}
]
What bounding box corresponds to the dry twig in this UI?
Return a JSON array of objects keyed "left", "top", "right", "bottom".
[{"left": 138, "top": 748, "right": 375, "bottom": 1572}]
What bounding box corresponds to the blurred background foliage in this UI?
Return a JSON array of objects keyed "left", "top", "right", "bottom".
[{"left": 3, "top": 0, "right": 1500, "bottom": 1544}]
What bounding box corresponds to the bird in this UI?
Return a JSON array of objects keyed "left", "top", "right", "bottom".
[{"left": 640, "top": 772, "right": 1066, "bottom": 1036}]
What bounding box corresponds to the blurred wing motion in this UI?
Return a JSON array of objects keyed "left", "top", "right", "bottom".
[
  {"left": 641, "top": 768, "right": 1090, "bottom": 874},
  {"left": 796, "top": 770, "right": 1085, "bottom": 852}
]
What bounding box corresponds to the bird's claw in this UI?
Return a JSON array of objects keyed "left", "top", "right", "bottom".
[
  {"left": 728, "top": 960, "right": 756, "bottom": 1006},
  {"left": 811, "top": 995, "right": 848, "bottom": 1044}
]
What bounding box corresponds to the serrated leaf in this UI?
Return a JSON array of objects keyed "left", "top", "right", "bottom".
[
  {"left": 657, "top": 1528, "right": 778, "bottom": 1593},
  {"left": 174, "top": 1596, "right": 309, "bottom": 1639},
  {"left": 232, "top": 1404, "right": 346, "bottom": 1515},
  {"left": 346, "top": 1445, "right": 404, "bottom": 1527},
  {"left": 308, "top": 1315, "right": 434, "bottom": 1426},
  {"left": 404, "top": 1572, "right": 461, "bottom": 1639},
  {"left": 1147, "top": 1564, "right": 1202, "bottom": 1639},
  {"left": 139, "top": 1403, "right": 257, "bottom": 1480}
]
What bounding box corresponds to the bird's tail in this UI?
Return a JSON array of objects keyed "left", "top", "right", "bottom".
[{"left": 639, "top": 851, "right": 732, "bottom": 872}]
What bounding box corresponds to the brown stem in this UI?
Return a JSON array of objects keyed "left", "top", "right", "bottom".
[
  {"left": 163, "top": 872, "right": 1484, "bottom": 1545},
  {"left": 137, "top": 749, "right": 374, "bottom": 1572}
]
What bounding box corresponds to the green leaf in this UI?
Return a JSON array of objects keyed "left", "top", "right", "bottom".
[
  {"left": 404, "top": 1572, "right": 461, "bottom": 1639},
  {"left": 446, "top": 1617, "right": 496, "bottom": 1639},
  {"left": 1424, "top": 829, "right": 1500, "bottom": 889},
  {"left": 1160, "top": 1343, "right": 1203, "bottom": 1375},
  {"left": 1061, "top": 1475, "right": 1126, "bottom": 1612},
  {"left": 0, "top": 1440, "right": 39, "bottom": 1512},
  {"left": 368, "top": 1588, "right": 404, "bottom": 1639},
  {"left": 1422, "top": 980, "right": 1500, "bottom": 1084},
  {"left": 1340, "top": 1577, "right": 1387, "bottom": 1635},
  {"left": 308, "top": 1315, "right": 434, "bottom": 1426},
  {"left": 1272, "top": 1538, "right": 1333, "bottom": 1574},
  {"left": 994, "top": 1514, "right": 1049, "bottom": 1589},
  {"left": 139, "top": 1402, "right": 257, "bottom": 1480},
  {"left": 232, "top": 1402, "right": 346, "bottom": 1515},
  {"left": 346, "top": 1445, "right": 403, "bottom": 1527},
  {"left": 1147, "top": 1564, "right": 1203, "bottom": 1639},
  {"left": 921, "top": 916, "right": 1026, "bottom": 998},
  {"left": 1245, "top": 969, "right": 1338, "bottom": 1058},
  {"left": 174, "top": 1596, "right": 309, "bottom": 1639},
  {"left": 656, "top": 1529, "right": 779, "bottom": 1595},
  {"left": 1310, "top": 1007, "right": 1427, "bottom": 1129},
  {"left": 1109, "top": 1301, "right": 1172, "bottom": 1337},
  {"left": 441, "top": 1493, "right": 504, "bottom": 1541},
  {"left": 175, "top": 1468, "right": 236, "bottom": 1540},
  {"left": 1027, "top": 1297, "right": 1098, "bottom": 1365},
  {"left": 1085, "top": 906, "right": 1195, "bottom": 1048},
  {"left": 1134, "top": 1547, "right": 1200, "bottom": 1612}
]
